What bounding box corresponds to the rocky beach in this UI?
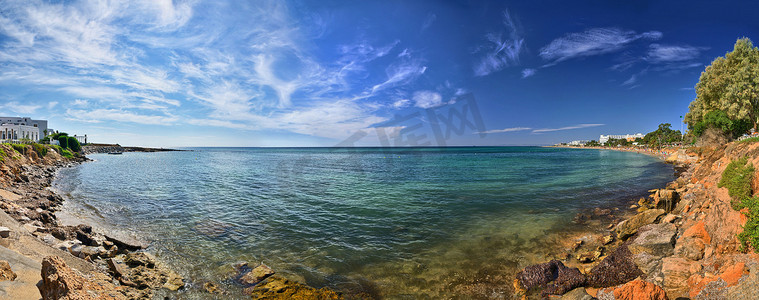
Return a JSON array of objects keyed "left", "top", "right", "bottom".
[{"left": 515, "top": 144, "right": 759, "bottom": 299}]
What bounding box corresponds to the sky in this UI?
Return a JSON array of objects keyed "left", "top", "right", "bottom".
[{"left": 0, "top": 0, "right": 758, "bottom": 147}]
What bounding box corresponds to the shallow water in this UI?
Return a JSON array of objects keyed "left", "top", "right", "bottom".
[{"left": 53, "top": 147, "right": 672, "bottom": 298}]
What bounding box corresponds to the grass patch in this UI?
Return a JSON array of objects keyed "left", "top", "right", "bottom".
[
  {"left": 10, "top": 143, "right": 25, "bottom": 155},
  {"left": 719, "top": 157, "right": 755, "bottom": 210},
  {"left": 32, "top": 143, "right": 47, "bottom": 158},
  {"left": 740, "top": 136, "right": 759, "bottom": 143},
  {"left": 60, "top": 149, "right": 73, "bottom": 158}
]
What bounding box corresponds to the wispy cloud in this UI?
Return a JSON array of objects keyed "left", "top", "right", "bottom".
[
  {"left": 413, "top": 90, "right": 443, "bottom": 108},
  {"left": 392, "top": 99, "right": 411, "bottom": 109},
  {"left": 646, "top": 44, "right": 703, "bottom": 63},
  {"left": 421, "top": 13, "right": 437, "bottom": 32},
  {"left": 473, "top": 9, "right": 524, "bottom": 76},
  {"left": 476, "top": 127, "right": 531, "bottom": 134},
  {"left": 622, "top": 74, "right": 637, "bottom": 86},
  {"left": 371, "top": 60, "right": 427, "bottom": 93},
  {"left": 539, "top": 28, "right": 661, "bottom": 65},
  {"left": 0, "top": 102, "right": 42, "bottom": 114},
  {"left": 521, "top": 68, "right": 536, "bottom": 78},
  {"left": 532, "top": 123, "right": 604, "bottom": 133},
  {"left": 66, "top": 109, "right": 179, "bottom": 125}
]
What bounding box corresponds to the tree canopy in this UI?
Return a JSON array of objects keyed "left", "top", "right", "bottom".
[
  {"left": 684, "top": 38, "right": 759, "bottom": 136},
  {"left": 641, "top": 123, "right": 682, "bottom": 148}
]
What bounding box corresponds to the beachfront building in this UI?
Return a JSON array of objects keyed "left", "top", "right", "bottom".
[
  {"left": 73, "top": 135, "right": 87, "bottom": 144},
  {"left": 0, "top": 117, "right": 48, "bottom": 141},
  {"left": 568, "top": 140, "right": 589, "bottom": 146},
  {"left": 599, "top": 133, "right": 644, "bottom": 144},
  {"left": 0, "top": 123, "right": 40, "bottom": 142}
]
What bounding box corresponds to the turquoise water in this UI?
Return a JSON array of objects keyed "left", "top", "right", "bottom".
[{"left": 54, "top": 147, "right": 672, "bottom": 298}]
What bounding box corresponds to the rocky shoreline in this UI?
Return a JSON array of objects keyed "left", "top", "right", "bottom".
[
  {"left": 0, "top": 143, "right": 356, "bottom": 300},
  {"left": 516, "top": 144, "right": 759, "bottom": 299},
  {"left": 81, "top": 144, "right": 185, "bottom": 155}
]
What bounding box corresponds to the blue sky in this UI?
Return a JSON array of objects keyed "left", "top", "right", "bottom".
[{"left": 0, "top": 1, "right": 757, "bottom": 147}]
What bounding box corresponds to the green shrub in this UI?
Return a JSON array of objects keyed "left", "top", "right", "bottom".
[
  {"left": 67, "top": 137, "right": 81, "bottom": 152},
  {"left": 739, "top": 196, "right": 759, "bottom": 252},
  {"left": 57, "top": 136, "right": 68, "bottom": 149},
  {"left": 32, "top": 143, "right": 47, "bottom": 158},
  {"left": 719, "top": 157, "right": 755, "bottom": 210}
]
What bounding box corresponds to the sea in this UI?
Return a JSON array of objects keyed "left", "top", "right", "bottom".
[{"left": 52, "top": 146, "right": 673, "bottom": 299}]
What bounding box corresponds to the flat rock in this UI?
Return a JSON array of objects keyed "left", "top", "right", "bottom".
[
  {"left": 628, "top": 223, "right": 676, "bottom": 258},
  {"left": 616, "top": 209, "right": 665, "bottom": 240},
  {"left": 596, "top": 279, "right": 667, "bottom": 300},
  {"left": 240, "top": 264, "right": 275, "bottom": 286},
  {"left": 246, "top": 275, "right": 342, "bottom": 299},
  {"left": 107, "top": 258, "right": 129, "bottom": 278},
  {"left": 104, "top": 232, "right": 146, "bottom": 251},
  {"left": 561, "top": 287, "right": 594, "bottom": 300}
]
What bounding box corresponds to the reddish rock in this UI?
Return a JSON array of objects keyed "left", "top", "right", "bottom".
[
  {"left": 660, "top": 257, "right": 699, "bottom": 298},
  {"left": 682, "top": 220, "right": 711, "bottom": 244},
  {"left": 597, "top": 279, "right": 668, "bottom": 300},
  {"left": 38, "top": 256, "right": 126, "bottom": 300}
]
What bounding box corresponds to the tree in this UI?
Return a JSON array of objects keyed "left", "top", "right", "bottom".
[
  {"left": 57, "top": 136, "right": 68, "bottom": 149},
  {"left": 67, "top": 137, "right": 81, "bottom": 152},
  {"left": 642, "top": 123, "right": 682, "bottom": 148},
  {"left": 692, "top": 109, "right": 752, "bottom": 139},
  {"left": 684, "top": 38, "right": 759, "bottom": 132}
]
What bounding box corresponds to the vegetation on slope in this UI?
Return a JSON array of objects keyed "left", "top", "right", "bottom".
[{"left": 718, "top": 157, "right": 759, "bottom": 252}]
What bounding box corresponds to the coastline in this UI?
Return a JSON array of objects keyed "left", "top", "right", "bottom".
[
  {"left": 518, "top": 142, "right": 759, "bottom": 298},
  {"left": 4, "top": 143, "right": 755, "bottom": 299}
]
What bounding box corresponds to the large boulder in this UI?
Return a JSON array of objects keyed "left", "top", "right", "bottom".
[
  {"left": 515, "top": 259, "right": 586, "bottom": 296},
  {"left": 616, "top": 209, "right": 666, "bottom": 240},
  {"left": 38, "top": 256, "right": 125, "bottom": 300},
  {"left": 660, "top": 257, "right": 701, "bottom": 298},
  {"left": 586, "top": 244, "right": 643, "bottom": 288},
  {"left": 596, "top": 279, "right": 668, "bottom": 300},
  {"left": 627, "top": 223, "right": 677, "bottom": 258}
]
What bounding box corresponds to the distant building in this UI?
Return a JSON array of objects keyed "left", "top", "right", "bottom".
[
  {"left": 0, "top": 124, "right": 40, "bottom": 142},
  {"left": 599, "top": 133, "right": 644, "bottom": 144},
  {"left": 568, "top": 140, "right": 589, "bottom": 146},
  {"left": 73, "top": 135, "right": 87, "bottom": 144},
  {"left": 0, "top": 117, "right": 48, "bottom": 141}
]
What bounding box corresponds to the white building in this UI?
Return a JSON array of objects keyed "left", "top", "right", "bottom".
[
  {"left": 73, "top": 135, "right": 87, "bottom": 144},
  {"left": 0, "top": 124, "right": 40, "bottom": 142},
  {"left": 568, "top": 140, "right": 589, "bottom": 146},
  {"left": 0, "top": 117, "right": 48, "bottom": 141},
  {"left": 599, "top": 133, "right": 644, "bottom": 144}
]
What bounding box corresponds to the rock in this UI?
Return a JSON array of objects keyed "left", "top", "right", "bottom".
[
  {"left": 80, "top": 246, "right": 107, "bottom": 258},
  {"left": 627, "top": 223, "right": 677, "bottom": 258},
  {"left": 54, "top": 240, "right": 81, "bottom": 252},
  {"left": 602, "top": 234, "right": 614, "bottom": 245},
  {"left": 107, "top": 258, "right": 130, "bottom": 278},
  {"left": 661, "top": 257, "right": 700, "bottom": 298},
  {"left": 661, "top": 214, "right": 677, "bottom": 223},
  {"left": 38, "top": 256, "right": 126, "bottom": 300},
  {"left": 596, "top": 279, "right": 668, "bottom": 300},
  {"left": 674, "top": 237, "right": 705, "bottom": 260},
  {"left": 124, "top": 252, "right": 156, "bottom": 268},
  {"left": 0, "top": 226, "right": 11, "bottom": 238},
  {"left": 561, "top": 287, "right": 594, "bottom": 300},
  {"left": 204, "top": 282, "right": 219, "bottom": 293},
  {"left": 515, "top": 260, "right": 586, "bottom": 295},
  {"left": 104, "top": 233, "right": 146, "bottom": 251},
  {"left": 726, "top": 265, "right": 759, "bottom": 299},
  {"left": 23, "top": 223, "right": 42, "bottom": 233},
  {"left": 616, "top": 209, "right": 666, "bottom": 240},
  {"left": 653, "top": 189, "right": 679, "bottom": 212},
  {"left": 246, "top": 275, "right": 342, "bottom": 299},
  {"left": 0, "top": 260, "right": 17, "bottom": 281},
  {"left": 162, "top": 270, "right": 184, "bottom": 291},
  {"left": 68, "top": 244, "right": 84, "bottom": 257},
  {"left": 39, "top": 234, "right": 58, "bottom": 245},
  {"left": 240, "top": 264, "right": 275, "bottom": 286},
  {"left": 586, "top": 244, "right": 643, "bottom": 288}
]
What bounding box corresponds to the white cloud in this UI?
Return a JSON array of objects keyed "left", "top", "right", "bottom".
[
  {"left": 539, "top": 28, "right": 661, "bottom": 64},
  {"left": 476, "top": 127, "right": 531, "bottom": 134},
  {"left": 532, "top": 123, "right": 604, "bottom": 133},
  {"left": 646, "top": 44, "right": 703, "bottom": 62},
  {"left": 392, "top": 99, "right": 411, "bottom": 109},
  {"left": 521, "top": 68, "right": 536, "bottom": 78},
  {"left": 0, "top": 102, "right": 42, "bottom": 114},
  {"left": 66, "top": 108, "right": 178, "bottom": 125},
  {"left": 474, "top": 10, "right": 524, "bottom": 76},
  {"left": 47, "top": 101, "right": 59, "bottom": 109},
  {"left": 371, "top": 60, "right": 427, "bottom": 93},
  {"left": 421, "top": 13, "right": 437, "bottom": 31},
  {"left": 413, "top": 90, "right": 443, "bottom": 108},
  {"left": 622, "top": 74, "right": 637, "bottom": 86}
]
